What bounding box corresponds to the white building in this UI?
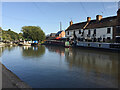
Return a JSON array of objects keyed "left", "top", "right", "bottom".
[{"left": 65, "top": 7, "right": 120, "bottom": 43}]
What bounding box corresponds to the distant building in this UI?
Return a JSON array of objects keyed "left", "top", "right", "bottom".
[
  {"left": 65, "top": 4, "right": 120, "bottom": 43},
  {"left": 50, "top": 33, "right": 56, "bottom": 37},
  {"left": 46, "top": 30, "right": 65, "bottom": 40},
  {"left": 56, "top": 30, "right": 65, "bottom": 38}
]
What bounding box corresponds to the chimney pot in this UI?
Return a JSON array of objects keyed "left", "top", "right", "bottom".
[
  {"left": 117, "top": 9, "right": 120, "bottom": 24},
  {"left": 70, "top": 20, "right": 73, "bottom": 26},
  {"left": 117, "top": 1, "right": 120, "bottom": 24},
  {"left": 87, "top": 17, "right": 91, "bottom": 22},
  {"left": 117, "top": 9, "right": 120, "bottom": 16},
  {"left": 96, "top": 15, "right": 102, "bottom": 21}
]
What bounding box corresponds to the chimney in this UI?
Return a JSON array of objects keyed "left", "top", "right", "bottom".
[
  {"left": 117, "top": 1, "right": 120, "bottom": 24},
  {"left": 117, "top": 9, "right": 120, "bottom": 22},
  {"left": 70, "top": 20, "right": 73, "bottom": 26},
  {"left": 87, "top": 17, "right": 91, "bottom": 22},
  {"left": 96, "top": 15, "right": 102, "bottom": 21}
]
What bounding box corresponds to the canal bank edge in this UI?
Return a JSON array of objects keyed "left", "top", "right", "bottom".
[{"left": 1, "top": 63, "right": 32, "bottom": 89}]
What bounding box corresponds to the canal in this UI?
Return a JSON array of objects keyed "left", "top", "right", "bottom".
[{"left": 0, "top": 45, "right": 120, "bottom": 88}]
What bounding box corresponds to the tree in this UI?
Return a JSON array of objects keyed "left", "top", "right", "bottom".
[
  {"left": 18, "top": 33, "right": 24, "bottom": 40},
  {"left": 2, "top": 29, "right": 22, "bottom": 41},
  {"left": 0, "top": 27, "right": 2, "bottom": 41},
  {"left": 22, "top": 45, "right": 45, "bottom": 58},
  {"left": 6, "top": 29, "right": 20, "bottom": 40},
  {"left": 2, "top": 30, "right": 11, "bottom": 41},
  {"left": 21, "top": 26, "right": 45, "bottom": 41}
]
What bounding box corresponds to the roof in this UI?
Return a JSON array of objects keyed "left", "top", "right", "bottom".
[
  {"left": 50, "top": 33, "right": 56, "bottom": 34},
  {"left": 66, "top": 16, "right": 118, "bottom": 31},
  {"left": 56, "top": 30, "right": 63, "bottom": 36},
  {"left": 50, "top": 33, "right": 56, "bottom": 36},
  {"left": 66, "top": 22, "right": 87, "bottom": 30}
]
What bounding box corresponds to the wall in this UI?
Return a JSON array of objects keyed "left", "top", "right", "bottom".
[
  {"left": 59, "top": 31, "right": 65, "bottom": 37},
  {"left": 65, "top": 27, "right": 113, "bottom": 41}
]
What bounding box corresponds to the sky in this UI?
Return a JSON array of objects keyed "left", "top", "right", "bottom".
[{"left": 1, "top": 2, "right": 118, "bottom": 35}]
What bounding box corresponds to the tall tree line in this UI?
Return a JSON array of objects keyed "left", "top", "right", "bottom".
[{"left": 0, "top": 26, "right": 46, "bottom": 41}]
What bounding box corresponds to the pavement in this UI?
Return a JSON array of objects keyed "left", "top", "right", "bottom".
[{"left": 1, "top": 63, "right": 32, "bottom": 90}]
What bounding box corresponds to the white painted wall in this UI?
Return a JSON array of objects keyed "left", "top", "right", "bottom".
[
  {"left": 66, "top": 27, "right": 113, "bottom": 41},
  {"left": 95, "top": 27, "right": 113, "bottom": 39}
]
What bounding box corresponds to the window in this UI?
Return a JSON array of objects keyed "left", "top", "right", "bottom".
[
  {"left": 88, "top": 44, "right": 90, "bottom": 46},
  {"left": 73, "top": 31, "right": 75, "bottom": 35},
  {"left": 93, "top": 38, "right": 96, "bottom": 42},
  {"left": 79, "top": 30, "right": 81, "bottom": 34},
  {"left": 94, "top": 29, "right": 96, "bottom": 34},
  {"left": 78, "top": 38, "right": 80, "bottom": 41},
  {"left": 73, "top": 31, "right": 77, "bottom": 39},
  {"left": 116, "top": 26, "right": 120, "bottom": 34},
  {"left": 107, "top": 28, "right": 111, "bottom": 34},
  {"left": 88, "top": 30, "right": 91, "bottom": 35},
  {"left": 107, "top": 37, "right": 111, "bottom": 40},
  {"left": 99, "top": 44, "right": 101, "bottom": 47},
  {"left": 103, "top": 38, "right": 105, "bottom": 42},
  {"left": 81, "top": 31, "right": 84, "bottom": 36},
  {"left": 67, "top": 31, "right": 69, "bottom": 35}
]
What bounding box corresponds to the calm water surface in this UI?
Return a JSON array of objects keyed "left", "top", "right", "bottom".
[{"left": 1, "top": 45, "right": 120, "bottom": 88}]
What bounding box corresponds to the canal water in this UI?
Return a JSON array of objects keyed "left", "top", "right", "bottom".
[{"left": 0, "top": 45, "right": 120, "bottom": 88}]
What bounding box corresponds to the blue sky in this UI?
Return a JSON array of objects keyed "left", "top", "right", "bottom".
[{"left": 2, "top": 2, "right": 118, "bottom": 35}]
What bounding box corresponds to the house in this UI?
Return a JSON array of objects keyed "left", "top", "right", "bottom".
[
  {"left": 46, "top": 30, "right": 65, "bottom": 40},
  {"left": 55, "top": 30, "right": 65, "bottom": 38},
  {"left": 65, "top": 4, "right": 120, "bottom": 43},
  {"left": 46, "top": 33, "right": 56, "bottom": 40},
  {"left": 50, "top": 33, "right": 56, "bottom": 37}
]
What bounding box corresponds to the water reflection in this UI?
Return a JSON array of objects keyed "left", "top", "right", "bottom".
[
  {"left": 0, "top": 46, "right": 16, "bottom": 57},
  {"left": 65, "top": 48, "right": 119, "bottom": 87},
  {"left": 45, "top": 46, "right": 119, "bottom": 77},
  {"left": 21, "top": 45, "right": 45, "bottom": 58},
  {"left": 65, "top": 48, "right": 118, "bottom": 74},
  {"left": 1, "top": 45, "right": 120, "bottom": 88},
  {"left": 45, "top": 46, "right": 65, "bottom": 57},
  {"left": 44, "top": 46, "right": 119, "bottom": 87}
]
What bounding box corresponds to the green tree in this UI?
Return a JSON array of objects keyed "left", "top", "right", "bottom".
[
  {"left": 21, "top": 26, "right": 45, "bottom": 41},
  {"left": 7, "top": 29, "right": 19, "bottom": 40},
  {"left": 2, "top": 29, "right": 22, "bottom": 41},
  {"left": 0, "top": 27, "right": 2, "bottom": 41},
  {"left": 18, "top": 33, "right": 24, "bottom": 40},
  {"left": 2, "top": 30, "right": 11, "bottom": 40},
  {"left": 22, "top": 45, "right": 45, "bottom": 58}
]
